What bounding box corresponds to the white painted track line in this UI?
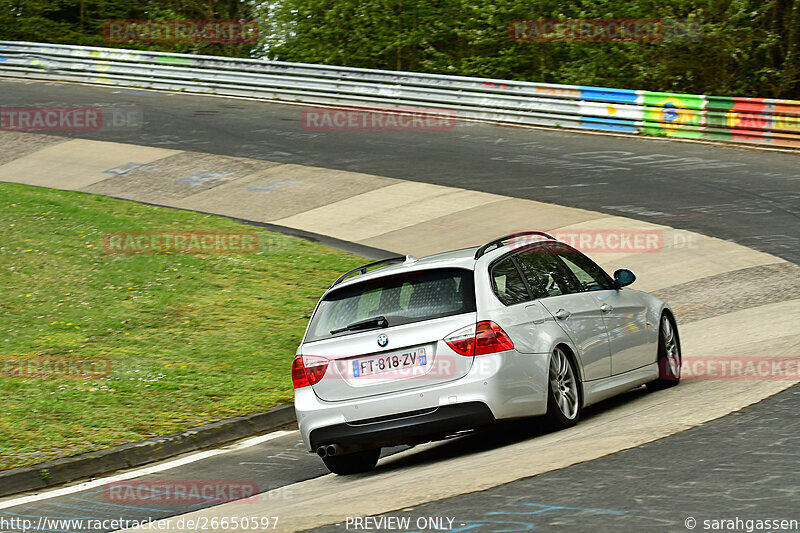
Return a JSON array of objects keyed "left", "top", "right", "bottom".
[{"left": 0, "top": 431, "right": 296, "bottom": 510}]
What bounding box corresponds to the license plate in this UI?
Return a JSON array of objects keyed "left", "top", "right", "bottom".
[{"left": 352, "top": 348, "right": 427, "bottom": 378}]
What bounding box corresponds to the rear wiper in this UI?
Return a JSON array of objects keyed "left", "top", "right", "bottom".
[{"left": 330, "top": 316, "right": 388, "bottom": 335}]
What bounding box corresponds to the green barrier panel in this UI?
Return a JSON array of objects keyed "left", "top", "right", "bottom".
[
  {"left": 703, "top": 95, "right": 734, "bottom": 142},
  {"left": 641, "top": 91, "right": 705, "bottom": 139}
]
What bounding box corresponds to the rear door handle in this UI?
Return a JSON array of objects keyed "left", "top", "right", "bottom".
[
  {"left": 600, "top": 303, "right": 613, "bottom": 313},
  {"left": 555, "top": 309, "right": 571, "bottom": 320}
]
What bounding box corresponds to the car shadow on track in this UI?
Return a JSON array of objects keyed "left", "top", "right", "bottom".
[{"left": 370, "top": 385, "right": 654, "bottom": 474}]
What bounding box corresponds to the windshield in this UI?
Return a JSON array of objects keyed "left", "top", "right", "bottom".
[{"left": 305, "top": 268, "right": 475, "bottom": 342}]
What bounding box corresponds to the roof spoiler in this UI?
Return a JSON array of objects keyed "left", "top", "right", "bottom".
[{"left": 331, "top": 255, "right": 413, "bottom": 287}]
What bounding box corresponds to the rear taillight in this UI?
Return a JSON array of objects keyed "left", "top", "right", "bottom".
[
  {"left": 475, "top": 321, "right": 514, "bottom": 355},
  {"left": 445, "top": 321, "right": 514, "bottom": 356},
  {"left": 445, "top": 324, "right": 477, "bottom": 356},
  {"left": 292, "top": 355, "right": 329, "bottom": 389},
  {"left": 292, "top": 356, "right": 310, "bottom": 388}
]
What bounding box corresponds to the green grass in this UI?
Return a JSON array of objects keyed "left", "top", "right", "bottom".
[{"left": 0, "top": 182, "right": 366, "bottom": 470}]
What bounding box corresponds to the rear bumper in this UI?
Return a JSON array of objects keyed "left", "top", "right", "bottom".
[
  {"left": 309, "top": 402, "right": 495, "bottom": 451},
  {"left": 295, "top": 350, "right": 550, "bottom": 452}
]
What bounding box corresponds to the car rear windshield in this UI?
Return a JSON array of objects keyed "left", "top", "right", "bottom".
[{"left": 305, "top": 268, "right": 476, "bottom": 342}]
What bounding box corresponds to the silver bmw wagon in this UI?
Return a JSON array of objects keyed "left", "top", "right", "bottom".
[{"left": 292, "top": 231, "right": 681, "bottom": 474}]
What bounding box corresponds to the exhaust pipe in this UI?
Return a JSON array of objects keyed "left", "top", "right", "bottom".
[
  {"left": 317, "top": 443, "right": 343, "bottom": 458},
  {"left": 326, "top": 443, "right": 343, "bottom": 457}
]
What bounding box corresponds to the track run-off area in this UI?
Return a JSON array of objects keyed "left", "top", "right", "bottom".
[{"left": 0, "top": 77, "right": 798, "bottom": 532}]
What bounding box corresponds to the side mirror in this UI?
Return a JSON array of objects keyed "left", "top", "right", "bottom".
[{"left": 613, "top": 269, "right": 636, "bottom": 288}]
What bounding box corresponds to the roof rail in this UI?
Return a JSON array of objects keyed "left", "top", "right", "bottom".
[
  {"left": 474, "top": 231, "right": 555, "bottom": 259},
  {"left": 331, "top": 256, "right": 407, "bottom": 287}
]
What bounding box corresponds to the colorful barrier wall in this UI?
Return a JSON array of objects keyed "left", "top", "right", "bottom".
[
  {"left": 0, "top": 41, "right": 798, "bottom": 149},
  {"left": 578, "top": 85, "right": 800, "bottom": 148}
]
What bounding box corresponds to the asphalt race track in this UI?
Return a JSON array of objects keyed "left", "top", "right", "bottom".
[
  {"left": 0, "top": 78, "right": 798, "bottom": 532},
  {"left": 310, "top": 385, "right": 800, "bottom": 533},
  {"left": 1, "top": 79, "right": 798, "bottom": 264}
]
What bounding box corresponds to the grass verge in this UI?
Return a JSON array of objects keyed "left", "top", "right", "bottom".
[{"left": 0, "top": 182, "right": 366, "bottom": 470}]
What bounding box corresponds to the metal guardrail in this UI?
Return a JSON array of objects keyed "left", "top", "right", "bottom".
[{"left": 1, "top": 41, "right": 798, "bottom": 149}]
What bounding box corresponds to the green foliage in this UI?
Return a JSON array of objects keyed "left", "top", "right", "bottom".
[
  {"left": 0, "top": 0, "right": 258, "bottom": 57},
  {"left": 0, "top": 1, "right": 796, "bottom": 96},
  {"left": 262, "top": 0, "right": 799, "bottom": 98}
]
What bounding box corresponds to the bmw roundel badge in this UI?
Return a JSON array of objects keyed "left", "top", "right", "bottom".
[{"left": 377, "top": 334, "right": 388, "bottom": 347}]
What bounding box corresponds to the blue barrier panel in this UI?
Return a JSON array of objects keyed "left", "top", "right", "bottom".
[
  {"left": 579, "top": 116, "right": 638, "bottom": 133},
  {"left": 579, "top": 86, "right": 638, "bottom": 104}
]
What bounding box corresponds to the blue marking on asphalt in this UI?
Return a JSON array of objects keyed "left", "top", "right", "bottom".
[
  {"left": 518, "top": 502, "right": 626, "bottom": 514},
  {"left": 66, "top": 495, "right": 169, "bottom": 513},
  {"left": 450, "top": 520, "right": 537, "bottom": 532},
  {"left": 175, "top": 172, "right": 231, "bottom": 185},
  {"left": 27, "top": 499, "right": 156, "bottom": 516},
  {"left": 102, "top": 162, "right": 152, "bottom": 176},
  {"left": 3, "top": 508, "right": 94, "bottom": 520},
  {"left": 401, "top": 502, "right": 627, "bottom": 532},
  {"left": 245, "top": 180, "right": 298, "bottom": 193},
  {"left": 72, "top": 487, "right": 109, "bottom": 497}
]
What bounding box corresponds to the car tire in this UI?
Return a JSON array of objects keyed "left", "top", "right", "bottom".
[
  {"left": 545, "top": 347, "right": 581, "bottom": 429},
  {"left": 322, "top": 448, "right": 381, "bottom": 475},
  {"left": 647, "top": 313, "right": 681, "bottom": 391}
]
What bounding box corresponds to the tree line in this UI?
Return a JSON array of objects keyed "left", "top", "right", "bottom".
[{"left": 1, "top": 0, "right": 798, "bottom": 98}]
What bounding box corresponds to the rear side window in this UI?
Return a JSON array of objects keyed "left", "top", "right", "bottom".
[
  {"left": 490, "top": 258, "right": 529, "bottom": 306},
  {"left": 305, "top": 268, "right": 475, "bottom": 342}
]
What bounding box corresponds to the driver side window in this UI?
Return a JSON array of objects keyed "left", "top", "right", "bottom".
[{"left": 553, "top": 247, "right": 613, "bottom": 291}]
